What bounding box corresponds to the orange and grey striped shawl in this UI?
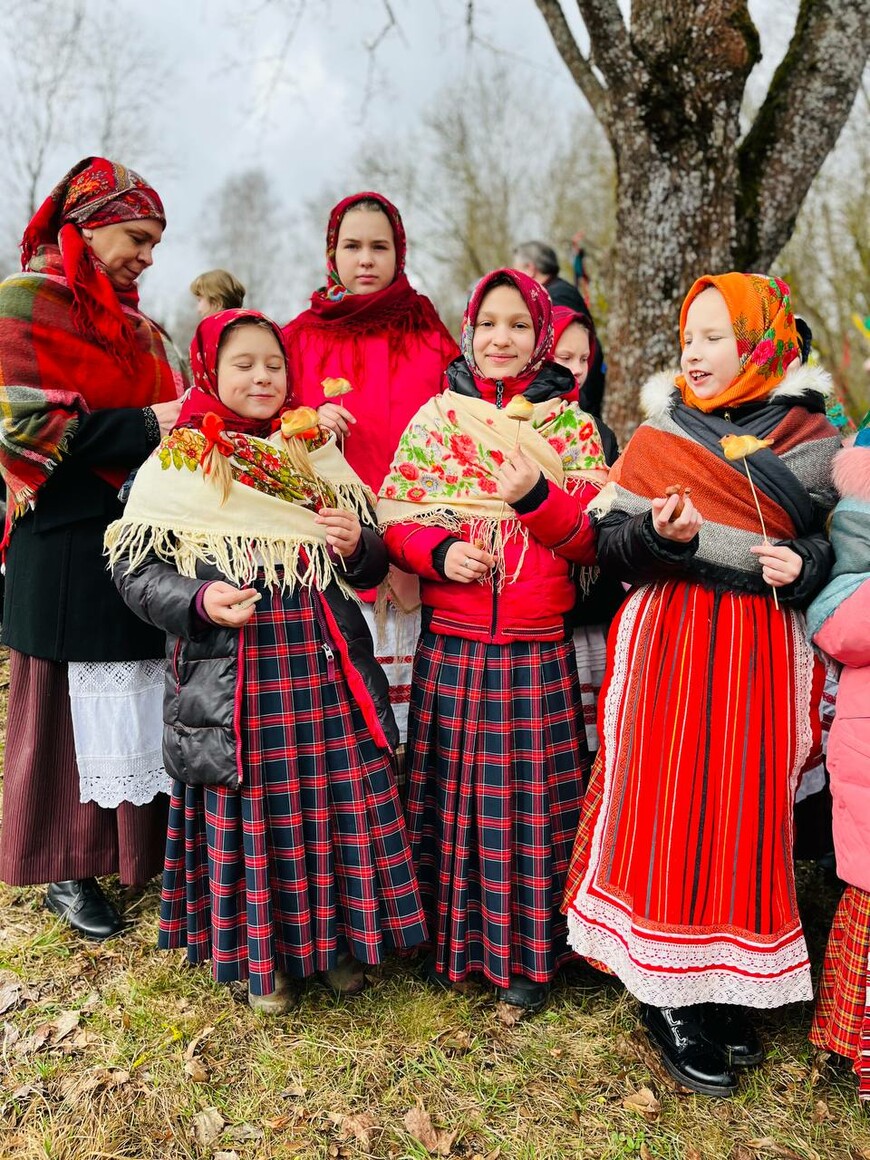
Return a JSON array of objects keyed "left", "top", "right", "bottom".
[{"left": 591, "top": 366, "right": 840, "bottom": 579}]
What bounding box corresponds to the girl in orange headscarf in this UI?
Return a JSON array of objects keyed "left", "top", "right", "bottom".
[{"left": 562, "top": 273, "right": 840, "bottom": 1096}]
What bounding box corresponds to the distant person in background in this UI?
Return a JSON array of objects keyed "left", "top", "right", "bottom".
[
  {"left": 513, "top": 240, "right": 607, "bottom": 417},
  {"left": 190, "top": 269, "right": 246, "bottom": 318}
]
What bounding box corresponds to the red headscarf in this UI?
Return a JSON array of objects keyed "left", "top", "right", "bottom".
[
  {"left": 20, "top": 156, "right": 165, "bottom": 369},
  {"left": 551, "top": 305, "right": 597, "bottom": 404},
  {"left": 290, "top": 191, "right": 455, "bottom": 361},
  {"left": 179, "top": 308, "right": 289, "bottom": 438},
  {"left": 675, "top": 272, "right": 801, "bottom": 413},
  {"left": 460, "top": 268, "right": 554, "bottom": 400}
]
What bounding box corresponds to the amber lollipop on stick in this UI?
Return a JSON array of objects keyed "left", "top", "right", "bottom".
[
  {"left": 322, "top": 377, "right": 354, "bottom": 453},
  {"left": 720, "top": 433, "right": 778, "bottom": 608}
]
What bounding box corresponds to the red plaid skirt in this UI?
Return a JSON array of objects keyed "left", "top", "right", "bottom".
[
  {"left": 811, "top": 885, "right": 870, "bottom": 1096},
  {"left": 405, "top": 632, "right": 588, "bottom": 987},
  {"left": 158, "top": 583, "right": 427, "bottom": 995}
]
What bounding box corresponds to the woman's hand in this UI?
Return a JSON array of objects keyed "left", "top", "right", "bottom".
[
  {"left": 749, "top": 543, "right": 803, "bottom": 588},
  {"left": 494, "top": 448, "right": 543, "bottom": 505},
  {"left": 443, "top": 541, "right": 496, "bottom": 583},
  {"left": 651, "top": 492, "right": 703, "bottom": 542},
  {"left": 149, "top": 399, "right": 183, "bottom": 436},
  {"left": 315, "top": 507, "right": 362, "bottom": 557},
  {"left": 202, "top": 582, "right": 259, "bottom": 627},
  {"left": 317, "top": 403, "right": 356, "bottom": 438}
]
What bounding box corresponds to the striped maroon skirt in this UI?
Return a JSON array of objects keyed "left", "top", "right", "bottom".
[
  {"left": 811, "top": 885, "right": 870, "bottom": 1096},
  {"left": 405, "top": 632, "right": 588, "bottom": 988},
  {"left": 158, "top": 584, "right": 427, "bottom": 996},
  {"left": 0, "top": 650, "right": 168, "bottom": 887}
]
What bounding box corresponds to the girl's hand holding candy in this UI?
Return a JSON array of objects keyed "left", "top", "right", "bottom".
[{"left": 315, "top": 507, "right": 362, "bottom": 557}]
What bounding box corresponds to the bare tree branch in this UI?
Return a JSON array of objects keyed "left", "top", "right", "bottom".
[
  {"left": 736, "top": 0, "right": 870, "bottom": 268},
  {"left": 574, "top": 0, "right": 637, "bottom": 92},
  {"left": 531, "top": 0, "right": 610, "bottom": 123}
]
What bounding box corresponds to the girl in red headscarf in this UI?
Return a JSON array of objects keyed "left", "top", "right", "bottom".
[
  {"left": 0, "top": 157, "right": 185, "bottom": 940},
  {"left": 563, "top": 273, "right": 839, "bottom": 1096},
  {"left": 284, "top": 193, "right": 458, "bottom": 746},
  {"left": 108, "top": 309, "right": 426, "bottom": 1012},
  {"left": 378, "top": 269, "right": 600, "bottom": 1016}
]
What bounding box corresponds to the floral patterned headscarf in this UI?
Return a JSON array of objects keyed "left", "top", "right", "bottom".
[
  {"left": 461, "top": 268, "right": 554, "bottom": 393},
  {"left": 676, "top": 272, "right": 800, "bottom": 413}
]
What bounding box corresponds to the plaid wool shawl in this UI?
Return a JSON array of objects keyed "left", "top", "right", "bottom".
[
  {"left": 593, "top": 365, "right": 840, "bottom": 579},
  {"left": 0, "top": 251, "right": 185, "bottom": 525}
]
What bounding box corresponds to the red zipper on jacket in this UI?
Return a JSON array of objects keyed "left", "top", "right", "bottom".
[
  {"left": 171, "top": 638, "right": 182, "bottom": 694},
  {"left": 490, "top": 380, "right": 504, "bottom": 640}
]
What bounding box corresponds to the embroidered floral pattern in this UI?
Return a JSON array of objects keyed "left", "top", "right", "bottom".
[
  {"left": 381, "top": 400, "right": 604, "bottom": 503},
  {"left": 158, "top": 429, "right": 334, "bottom": 508}
]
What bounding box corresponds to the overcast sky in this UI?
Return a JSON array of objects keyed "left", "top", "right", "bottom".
[{"left": 1, "top": 0, "right": 797, "bottom": 327}]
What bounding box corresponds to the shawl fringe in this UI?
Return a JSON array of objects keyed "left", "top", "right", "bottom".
[{"left": 104, "top": 521, "right": 361, "bottom": 601}]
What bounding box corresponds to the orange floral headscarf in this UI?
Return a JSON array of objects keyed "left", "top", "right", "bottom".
[{"left": 675, "top": 272, "right": 800, "bottom": 413}]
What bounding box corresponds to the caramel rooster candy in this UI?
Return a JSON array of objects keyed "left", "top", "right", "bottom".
[
  {"left": 504, "top": 395, "right": 534, "bottom": 421},
  {"left": 321, "top": 377, "right": 353, "bottom": 399},
  {"left": 281, "top": 407, "right": 320, "bottom": 438}
]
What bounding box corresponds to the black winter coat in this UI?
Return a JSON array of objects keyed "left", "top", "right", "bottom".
[
  {"left": 114, "top": 529, "right": 397, "bottom": 790},
  {"left": 2, "top": 408, "right": 164, "bottom": 661}
]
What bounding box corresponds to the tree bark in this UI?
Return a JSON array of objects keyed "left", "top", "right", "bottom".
[{"left": 533, "top": 0, "right": 869, "bottom": 439}]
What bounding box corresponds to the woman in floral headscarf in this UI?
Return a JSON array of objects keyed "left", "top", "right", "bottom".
[
  {"left": 0, "top": 157, "right": 186, "bottom": 939},
  {"left": 563, "top": 273, "right": 839, "bottom": 1096},
  {"left": 283, "top": 193, "right": 458, "bottom": 747},
  {"left": 378, "top": 268, "right": 600, "bottom": 1017}
]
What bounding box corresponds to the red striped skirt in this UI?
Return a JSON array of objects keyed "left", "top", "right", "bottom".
[
  {"left": 158, "top": 583, "right": 427, "bottom": 995},
  {"left": 0, "top": 650, "right": 168, "bottom": 887},
  {"left": 811, "top": 885, "right": 870, "bottom": 1096},
  {"left": 564, "top": 581, "right": 820, "bottom": 1009},
  {"left": 406, "top": 632, "right": 588, "bottom": 987}
]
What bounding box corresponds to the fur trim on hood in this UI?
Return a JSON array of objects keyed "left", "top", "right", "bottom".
[
  {"left": 640, "top": 363, "right": 833, "bottom": 422},
  {"left": 833, "top": 436, "right": 870, "bottom": 502}
]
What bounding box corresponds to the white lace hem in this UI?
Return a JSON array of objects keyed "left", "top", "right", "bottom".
[{"left": 68, "top": 659, "right": 171, "bottom": 808}]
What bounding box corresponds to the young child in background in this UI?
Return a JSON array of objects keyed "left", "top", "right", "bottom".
[
  {"left": 107, "top": 309, "right": 426, "bottom": 1013},
  {"left": 190, "top": 269, "right": 246, "bottom": 318},
  {"left": 807, "top": 419, "right": 870, "bottom": 1098},
  {"left": 563, "top": 273, "right": 839, "bottom": 1096},
  {"left": 552, "top": 305, "right": 623, "bottom": 757},
  {"left": 284, "top": 193, "right": 458, "bottom": 746},
  {"left": 378, "top": 269, "right": 599, "bottom": 1016}
]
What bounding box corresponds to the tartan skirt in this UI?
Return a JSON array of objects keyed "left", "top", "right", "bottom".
[
  {"left": 405, "top": 632, "right": 588, "bottom": 987},
  {"left": 158, "top": 583, "right": 427, "bottom": 995},
  {"left": 811, "top": 885, "right": 870, "bottom": 1096}
]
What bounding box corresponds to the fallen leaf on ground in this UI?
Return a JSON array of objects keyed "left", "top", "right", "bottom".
[
  {"left": 226, "top": 1124, "right": 264, "bottom": 1142},
  {"left": 746, "top": 1140, "right": 803, "bottom": 1159},
  {"left": 13, "top": 1025, "right": 51, "bottom": 1057},
  {"left": 494, "top": 1001, "right": 525, "bottom": 1027},
  {"left": 213, "top": 1153, "right": 239, "bottom": 1160},
  {"left": 264, "top": 1115, "right": 294, "bottom": 1130},
  {"left": 404, "top": 1104, "right": 458, "bottom": 1156},
  {"left": 2, "top": 1021, "right": 20, "bottom": 1050},
  {"left": 51, "top": 1010, "right": 80, "bottom": 1042},
  {"left": 686, "top": 1148, "right": 702, "bottom": 1160},
  {"left": 185, "top": 1057, "right": 210, "bottom": 1082},
  {"left": 329, "top": 1111, "right": 378, "bottom": 1150},
  {"left": 640, "top": 1145, "right": 654, "bottom": 1160},
  {"left": 58, "top": 1068, "right": 130, "bottom": 1101},
  {"left": 184, "top": 1024, "right": 215, "bottom": 1060},
  {"left": 191, "top": 1106, "right": 225, "bottom": 1148},
  {"left": 622, "top": 1085, "right": 661, "bottom": 1122},
  {"left": 0, "top": 981, "right": 38, "bottom": 1015},
  {"left": 9, "top": 1082, "right": 46, "bottom": 1102},
  {"left": 813, "top": 1099, "right": 829, "bottom": 1123}
]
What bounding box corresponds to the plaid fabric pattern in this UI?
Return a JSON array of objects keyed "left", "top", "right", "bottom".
[
  {"left": 811, "top": 885, "right": 870, "bottom": 1095},
  {"left": 158, "top": 582, "right": 426, "bottom": 995},
  {"left": 405, "top": 632, "right": 588, "bottom": 987}
]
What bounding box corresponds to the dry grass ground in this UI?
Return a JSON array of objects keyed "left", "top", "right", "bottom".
[{"left": 1, "top": 650, "right": 869, "bottom": 1160}]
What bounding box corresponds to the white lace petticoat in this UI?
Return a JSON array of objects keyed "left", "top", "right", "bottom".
[{"left": 67, "top": 659, "right": 171, "bottom": 809}]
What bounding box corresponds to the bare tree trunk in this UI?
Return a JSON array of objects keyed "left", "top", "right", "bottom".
[{"left": 533, "top": 0, "right": 870, "bottom": 440}]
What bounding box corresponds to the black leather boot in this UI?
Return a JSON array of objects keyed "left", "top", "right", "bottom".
[
  {"left": 495, "top": 975, "right": 550, "bottom": 1014},
  {"left": 701, "top": 1003, "right": 764, "bottom": 1067},
  {"left": 45, "top": 879, "right": 124, "bottom": 940},
  {"left": 641, "top": 1004, "right": 738, "bottom": 1096}
]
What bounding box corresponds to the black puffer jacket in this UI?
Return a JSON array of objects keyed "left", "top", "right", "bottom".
[{"left": 114, "top": 529, "right": 396, "bottom": 790}]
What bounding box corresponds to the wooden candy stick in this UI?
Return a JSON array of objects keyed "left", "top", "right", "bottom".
[
  {"left": 719, "top": 434, "right": 779, "bottom": 609},
  {"left": 495, "top": 395, "right": 536, "bottom": 539},
  {"left": 321, "top": 377, "right": 354, "bottom": 452},
  {"left": 231, "top": 592, "right": 262, "bottom": 611}
]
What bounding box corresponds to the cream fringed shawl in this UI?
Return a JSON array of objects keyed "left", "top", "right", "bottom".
[
  {"left": 105, "top": 426, "right": 376, "bottom": 596},
  {"left": 377, "top": 389, "right": 603, "bottom": 581}
]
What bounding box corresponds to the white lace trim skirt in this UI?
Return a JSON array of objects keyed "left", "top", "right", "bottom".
[{"left": 67, "top": 659, "right": 171, "bottom": 809}]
